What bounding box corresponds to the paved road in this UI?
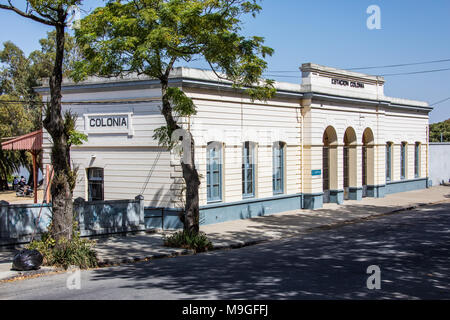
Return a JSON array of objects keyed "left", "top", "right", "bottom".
[{"left": 1, "top": 202, "right": 449, "bottom": 300}]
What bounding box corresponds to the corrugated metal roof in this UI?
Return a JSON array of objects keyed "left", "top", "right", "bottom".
[{"left": 1, "top": 129, "right": 43, "bottom": 151}]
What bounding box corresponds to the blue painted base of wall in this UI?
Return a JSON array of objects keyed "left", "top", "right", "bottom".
[
  {"left": 329, "top": 190, "right": 344, "bottom": 205},
  {"left": 143, "top": 177, "right": 429, "bottom": 230},
  {"left": 144, "top": 207, "right": 184, "bottom": 230},
  {"left": 199, "top": 193, "right": 304, "bottom": 226},
  {"left": 386, "top": 177, "right": 428, "bottom": 195},
  {"left": 349, "top": 187, "right": 363, "bottom": 201},
  {"left": 303, "top": 193, "right": 323, "bottom": 210},
  {"left": 366, "top": 185, "right": 386, "bottom": 198}
]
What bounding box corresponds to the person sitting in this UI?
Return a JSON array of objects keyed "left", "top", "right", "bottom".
[
  {"left": 13, "top": 176, "right": 19, "bottom": 190},
  {"left": 19, "top": 176, "right": 26, "bottom": 188}
]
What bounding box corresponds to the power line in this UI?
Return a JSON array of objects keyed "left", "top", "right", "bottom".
[
  {"left": 430, "top": 96, "right": 450, "bottom": 106},
  {"left": 379, "top": 67, "right": 450, "bottom": 77},
  {"left": 262, "top": 58, "right": 450, "bottom": 73},
  {"left": 264, "top": 67, "right": 450, "bottom": 78},
  {"left": 346, "top": 58, "right": 450, "bottom": 71}
]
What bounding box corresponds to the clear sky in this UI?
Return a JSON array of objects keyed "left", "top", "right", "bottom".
[{"left": 0, "top": 0, "right": 449, "bottom": 123}]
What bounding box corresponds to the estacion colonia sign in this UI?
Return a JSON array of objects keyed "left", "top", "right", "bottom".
[{"left": 331, "top": 78, "right": 365, "bottom": 89}]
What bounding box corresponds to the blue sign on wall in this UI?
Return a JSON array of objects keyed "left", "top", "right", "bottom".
[{"left": 311, "top": 170, "right": 322, "bottom": 176}]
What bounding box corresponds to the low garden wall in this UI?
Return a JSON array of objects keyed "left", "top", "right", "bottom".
[{"left": 0, "top": 195, "right": 147, "bottom": 246}]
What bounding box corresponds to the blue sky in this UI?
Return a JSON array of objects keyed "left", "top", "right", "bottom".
[{"left": 0, "top": 0, "right": 449, "bottom": 123}]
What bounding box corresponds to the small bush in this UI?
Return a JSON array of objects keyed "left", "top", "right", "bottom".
[
  {"left": 27, "top": 222, "right": 98, "bottom": 270},
  {"left": 164, "top": 230, "right": 213, "bottom": 253}
]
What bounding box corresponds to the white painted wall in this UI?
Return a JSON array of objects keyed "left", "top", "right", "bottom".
[{"left": 429, "top": 143, "right": 450, "bottom": 186}]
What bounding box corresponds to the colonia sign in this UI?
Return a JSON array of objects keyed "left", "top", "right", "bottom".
[
  {"left": 84, "top": 113, "right": 134, "bottom": 136},
  {"left": 89, "top": 116, "right": 127, "bottom": 128}
]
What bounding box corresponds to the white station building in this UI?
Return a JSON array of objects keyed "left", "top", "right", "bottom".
[{"left": 37, "top": 63, "right": 432, "bottom": 226}]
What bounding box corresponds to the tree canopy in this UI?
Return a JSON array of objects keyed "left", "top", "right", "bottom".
[
  {"left": 429, "top": 119, "right": 450, "bottom": 142},
  {"left": 72, "top": 0, "right": 275, "bottom": 100},
  {"left": 0, "top": 31, "right": 80, "bottom": 188}
]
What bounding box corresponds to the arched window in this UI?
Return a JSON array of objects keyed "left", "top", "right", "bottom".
[
  {"left": 273, "top": 142, "right": 285, "bottom": 195},
  {"left": 206, "top": 142, "right": 223, "bottom": 203},
  {"left": 87, "top": 167, "right": 104, "bottom": 201},
  {"left": 242, "top": 141, "right": 256, "bottom": 198}
]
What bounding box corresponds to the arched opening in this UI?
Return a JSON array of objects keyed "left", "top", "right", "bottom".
[
  {"left": 343, "top": 127, "right": 357, "bottom": 200},
  {"left": 323, "top": 126, "right": 338, "bottom": 203},
  {"left": 362, "top": 128, "right": 375, "bottom": 197}
]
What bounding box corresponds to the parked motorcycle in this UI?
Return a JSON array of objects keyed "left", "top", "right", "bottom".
[{"left": 16, "top": 185, "right": 34, "bottom": 197}]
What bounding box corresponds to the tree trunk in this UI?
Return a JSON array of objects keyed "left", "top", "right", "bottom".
[
  {"left": 42, "top": 23, "right": 73, "bottom": 242},
  {"left": 181, "top": 135, "right": 200, "bottom": 233},
  {"left": 160, "top": 80, "right": 201, "bottom": 233},
  {"left": 0, "top": 171, "right": 8, "bottom": 191},
  {"left": 27, "top": 163, "right": 34, "bottom": 186}
]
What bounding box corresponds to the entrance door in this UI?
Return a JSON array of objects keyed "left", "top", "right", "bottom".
[
  {"left": 343, "top": 146, "right": 349, "bottom": 200},
  {"left": 362, "top": 146, "right": 367, "bottom": 197},
  {"left": 323, "top": 146, "right": 330, "bottom": 203}
]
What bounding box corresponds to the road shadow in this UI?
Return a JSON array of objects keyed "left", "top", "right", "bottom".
[{"left": 89, "top": 202, "right": 450, "bottom": 299}]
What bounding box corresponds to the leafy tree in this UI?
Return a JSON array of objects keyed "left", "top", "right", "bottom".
[
  {"left": 0, "top": 0, "right": 83, "bottom": 242},
  {"left": 429, "top": 119, "right": 450, "bottom": 142},
  {"left": 29, "top": 30, "right": 82, "bottom": 80},
  {"left": 0, "top": 32, "right": 81, "bottom": 188},
  {"left": 0, "top": 95, "right": 33, "bottom": 190},
  {"left": 73, "top": 0, "right": 275, "bottom": 233}
]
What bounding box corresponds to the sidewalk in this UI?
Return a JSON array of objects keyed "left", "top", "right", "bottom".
[{"left": 1, "top": 185, "right": 449, "bottom": 281}]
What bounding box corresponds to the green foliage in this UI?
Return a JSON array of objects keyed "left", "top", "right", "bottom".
[
  {"left": 164, "top": 230, "right": 213, "bottom": 253},
  {"left": 29, "top": 30, "right": 82, "bottom": 80},
  {"left": 0, "top": 31, "right": 83, "bottom": 184},
  {"left": 73, "top": 0, "right": 276, "bottom": 99},
  {"left": 429, "top": 119, "right": 450, "bottom": 142},
  {"left": 152, "top": 125, "right": 173, "bottom": 149},
  {"left": 64, "top": 110, "right": 88, "bottom": 147},
  {"left": 27, "top": 221, "right": 98, "bottom": 270},
  {"left": 167, "top": 87, "right": 197, "bottom": 117},
  {"left": 0, "top": 95, "right": 35, "bottom": 184}
]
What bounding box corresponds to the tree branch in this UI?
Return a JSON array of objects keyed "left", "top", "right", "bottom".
[{"left": 0, "top": 3, "right": 56, "bottom": 26}]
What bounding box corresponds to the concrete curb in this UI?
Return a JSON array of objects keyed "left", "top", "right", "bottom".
[
  {"left": 97, "top": 248, "right": 196, "bottom": 267},
  {"left": 0, "top": 266, "right": 64, "bottom": 283}
]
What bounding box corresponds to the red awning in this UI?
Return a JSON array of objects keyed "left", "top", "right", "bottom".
[{"left": 1, "top": 129, "right": 43, "bottom": 151}]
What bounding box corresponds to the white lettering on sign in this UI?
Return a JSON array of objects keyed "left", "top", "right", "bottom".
[{"left": 84, "top": 113, "right": 134, "bottom": 136}]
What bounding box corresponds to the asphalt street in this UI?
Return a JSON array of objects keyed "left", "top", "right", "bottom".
[{"left": 0, "top": 202, "right": 449, "bottom": 300}]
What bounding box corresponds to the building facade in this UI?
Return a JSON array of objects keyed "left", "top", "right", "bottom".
[{"left": 36, "top": 63, "right": 432, "bottom": 226}]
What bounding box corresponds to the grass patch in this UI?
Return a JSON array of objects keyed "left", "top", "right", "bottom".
[{"left": 164, "top": 230, "right": 213, "bottom": 253}]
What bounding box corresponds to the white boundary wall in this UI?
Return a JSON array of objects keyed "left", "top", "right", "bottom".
[{"left": 429, "top": 143, "right": 450, "bottom": 186}]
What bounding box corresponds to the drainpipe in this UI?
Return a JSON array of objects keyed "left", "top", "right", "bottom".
[
  {"left": 426, "top": 124, "right": 429, "bottom": 184},
  {"left": 301, "top": 111, "right": 304, "bottom": 206}
]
